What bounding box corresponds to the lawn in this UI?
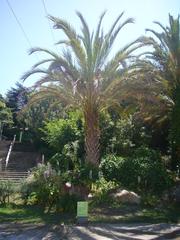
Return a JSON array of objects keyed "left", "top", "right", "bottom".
[
  {"left": 0, "top": 204, "right": 75, "bottom": 224},
  {"left": 89, "top": 203, "right": 180, "bottom": 224},
  {"left": 0, "top": 203, "right": 179, "bottom": 224}
]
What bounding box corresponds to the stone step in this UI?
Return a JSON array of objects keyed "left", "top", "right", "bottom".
[
  {"left": 0, "top": 171, "right": 29, "bottom": 182},
  {"left": 0, "top": 141, "right": 11, "bottom": 149},
  {"left": 0, "top": 177, "right": 26, "bottom": 181},
  {"left": 13, "top": 142, "right": 36, "bottom": 152},
  {"left": 0, "top": 172, "right": 28, "bottom": 176}
]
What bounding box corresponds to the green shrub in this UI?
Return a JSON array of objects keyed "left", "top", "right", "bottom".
[
  {"left": 20, "top": 163, "right": 83, "bottom": 213},
  {"left": 141, "top": 193, "right": 160, "bottom": 207},
  {"left": 100, "top": 155, "right": 140, "bottom": 190},
  {"left": 91, "top": 178, "right": 119, "bottom": 205},
  {"left": 100, "top": 147, "right": 172, "bottom": 194},
  {"left": 20, "top": 164, "right": 64, "bottom": 211},
  {"left": 0, "top": 180, "right": 14, "bottom": 204},
  {"left": 50, "top": 152, "right": 72, "bottom": 172},
  {"left": 58, "top": 193, "right": 81, "bottom": 213},
  {"left": 132, "top": 147, "right": 173, "bottom": 193},
  {"left": 100, "top": 113, "right": 151, "bottom": 157},
  {"left": 77, "top": 162, "right": 99, "bottom": 184}
]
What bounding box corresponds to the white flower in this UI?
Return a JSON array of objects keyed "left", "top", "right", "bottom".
[{"left": 65, "top": 182, "right": 71, "bottom": 188}]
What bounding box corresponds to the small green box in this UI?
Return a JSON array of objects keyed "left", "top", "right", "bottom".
[{"left": 77, "top": 201, "right": 88, "bottom": 217}]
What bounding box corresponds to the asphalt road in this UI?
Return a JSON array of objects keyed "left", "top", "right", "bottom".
[{"left": 0, "top": 222, "right": 180, "bottom": 240}]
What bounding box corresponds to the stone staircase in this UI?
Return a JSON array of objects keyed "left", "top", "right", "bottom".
[
  {"left": 6, "top": 152, "right": 38, "bottom": 172},
  {"left": 0, "top": 171, "right": 29, "bottom": 183},
  {"left": 0, "top": 140, "right": 40, "bottom": 183}
]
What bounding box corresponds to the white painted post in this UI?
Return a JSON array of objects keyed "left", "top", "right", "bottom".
[
  {"left": 0, "top": 158, "right": 2, "bottom": 171},
  {"left": 19, "top": 131, "right": 23, "bottom": 143},
  {"left": 5, "top": 135, "right": 16, "bottom": 169}
]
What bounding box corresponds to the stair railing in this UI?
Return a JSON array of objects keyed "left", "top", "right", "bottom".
[
  {"left": 5, "top": 135, "right": 16, "bottom": 169},
  {"left": 0, "top": 158, "right": 2, "bottom": 171}
]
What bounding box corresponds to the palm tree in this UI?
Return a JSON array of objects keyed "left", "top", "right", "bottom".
[
  {"left": 22, "top": 12, "right": 144, "bottom": 166},
  {"left": 141, "top": 14, "right": 180, "bottom": 169}
]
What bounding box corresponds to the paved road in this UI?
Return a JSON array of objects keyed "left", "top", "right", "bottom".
[
  {"left": 0, "top": 223, "right": 180, "bottom": 239},
  {"left": 67, "top": 223, "right": 180, "bottom": 240},
  {"left": 0, "top": 223, "right": 67, "bottom": 240}
]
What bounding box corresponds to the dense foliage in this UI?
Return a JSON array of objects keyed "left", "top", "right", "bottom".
[
  {"left": 100, "top": 147, "right": 172, "bottom": 194},
  {"left": 20, "top": 164, "right": 80, "bottom": 212},
  {"left": 0, "top": 181, "right": 15, "bottom": 204},
  {"left": 0, "top": 97, "right": 12, "bottom": 140}
]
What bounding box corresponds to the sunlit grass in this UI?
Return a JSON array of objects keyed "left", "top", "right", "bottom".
[
  {"left": 89, "top": 203, "right": 180, "bottom": 224},
  {"left": 0, "top": 204, "right": 75, "bottom": 224},
  {"left": 0, "top": 202, "right": 179, "bottom": 224}
]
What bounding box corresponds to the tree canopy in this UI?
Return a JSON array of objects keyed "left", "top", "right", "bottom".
[{"left": 22, "top": 12, "right": 145, "bottom": 166}]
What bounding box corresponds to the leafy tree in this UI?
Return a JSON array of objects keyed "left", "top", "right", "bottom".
[
  {"left": 0, "top": 97, "right": 13, "bottom": 140},
  {"left": 23, "top": 12, "right": 144, "bottom": 166},
  {"left": 100, "top": 109, "right": 152, "bottom": 157},
  {"left": 100, "top": 148, "right": 172, "bottom": 194},
  {"left": 18, "top": 95, "right": 64, "bottom": 146},
  {"left": 42, "top": 113, "right": 81, "bottom": 152},
  {"left": 6, "top": 82, "right": 30, "bottom": 127},
  {"left": 42, "top": 111, "right": 85, "bottom": 170}
]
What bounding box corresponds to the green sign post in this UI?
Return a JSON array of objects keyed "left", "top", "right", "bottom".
[{"left": 77, "top": 201, "right": 88, "bottom": 224}]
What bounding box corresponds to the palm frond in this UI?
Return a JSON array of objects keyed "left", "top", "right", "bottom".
[
  {"left": 92, "top": 11, "right": 106, "bottom": 71},
  {"left": 22, "top": 69, "right": 49, "bottom": 81},
  {"left": 32, "top": 59, "right": 54, "bottom": 69},
  {"left": 55, "top": 40, "right": 70, "bottom": 45},
  {"left": 96, "top": 13, "right": 134, "bottom": 69},
  {"left": 29, "top": 47, "right": 59, "bottom": 59},
  {"left": 49, "top": 15, "right": 87, "bottom": 70}
]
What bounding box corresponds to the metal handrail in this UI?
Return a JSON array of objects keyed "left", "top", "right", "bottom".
[{"left": 5, "top": 135, "right": 16, "bottom": 169}]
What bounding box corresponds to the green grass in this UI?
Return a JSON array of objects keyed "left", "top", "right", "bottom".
[
  {"left": 89, "top": 201, "right": 180, "bottom": 224},
  {"left": 0, "top": 202, "right": 179, "bottom": 225},
  {"left": 0, "top": 204, "right": 75, "bottom": 224}
]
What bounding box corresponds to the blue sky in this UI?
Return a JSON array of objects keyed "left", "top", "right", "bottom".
[{"left": 1, "top": 0, "right": 180, "bottom": 96}]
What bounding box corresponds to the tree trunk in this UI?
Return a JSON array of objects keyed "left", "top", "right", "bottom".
[{"left": 84, "top": 103, "right": 100, "bottom": 166}]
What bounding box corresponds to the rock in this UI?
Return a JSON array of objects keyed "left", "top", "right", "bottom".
[{"left": 111, "top": 189, "right": 141, "bottom": 204}]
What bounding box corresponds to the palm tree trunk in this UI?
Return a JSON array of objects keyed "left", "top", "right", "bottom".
[{"left": 84, "top": 103, "right": 100, "bottom": 166}]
